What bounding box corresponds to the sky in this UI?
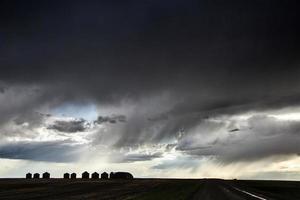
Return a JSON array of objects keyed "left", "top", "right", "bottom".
[{"left": 0, "top": 0, "right": 300, "bottom": 179}]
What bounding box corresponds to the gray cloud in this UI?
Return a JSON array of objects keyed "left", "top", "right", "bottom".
[
  {"left": 0, "top": 141, "right": 83, "bottom": 162},
  {"left": 0, "top": 87, "right": 5, "bottom": 93},
  {"left": 176, "top": 115, "right": 300, "bottom": 163},
  {"left": 13, "top": 111, "right": 45, "bottom": 129},
  {"left": 47, "top": 119, "right": 89, "bottom": 133},
  {"left": 147, "top": 114, "right": 169, "bottom": 122},
  {"left": 94, "top": 115, "right": 126, "bottom": 124}
]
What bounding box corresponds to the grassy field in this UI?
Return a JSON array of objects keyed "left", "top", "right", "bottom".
[
  {"left": 132, "top": 179, "right": 201, "bottom": 200},
  {"left": 0, "top": 178, "right": 299, "bottom": 199},
  {"left": 0, "top": 179, "right": 201, "bottom": 200}
]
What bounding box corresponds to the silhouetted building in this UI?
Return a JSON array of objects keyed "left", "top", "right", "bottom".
[
  {"left": 110, "top": 172, "right": 133, "bottom": 179},
  {"left": 43, "top": 172, "right": 50, "bottom": 179},
  {"left": 26, "top": 173, "right": 32, "bottom": 179},
  {"left": 71, "top": 173, "right": 76, "bottom": 179},
  {"left": 101, "top": 172, "right": 108, "bottom": 179},
  {"left": 82, "top": 171, "right": 89, "bottom": 179},
  {"left": 91, "top": 172, "right": 99, "bottom": 179},
  {"left": 33, "top": 173, "right": 40, "bottom": 179},
  {"left": 64, "top": 173, "right": 70, "bottom": 179}
]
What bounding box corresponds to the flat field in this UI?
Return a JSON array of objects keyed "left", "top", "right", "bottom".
[{"left": 0, "top": 178, "right": 299, "bottom": 200}]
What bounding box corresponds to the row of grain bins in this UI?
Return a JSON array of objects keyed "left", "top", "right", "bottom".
[
  {"left": 26, "top": 172, "right": 50, "bottom": 179},
  {"left": 26, "top": 171, "right": 133, "bottom": 179}
]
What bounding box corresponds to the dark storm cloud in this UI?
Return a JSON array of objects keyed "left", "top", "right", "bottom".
[
  {"left": 1, "top": 0, "right": 300, "bottom": 155},
  {"left": 47, "top": 119, "right": 89, "bottom": 133},
  {"left": 1, "top": 0, "right": 299, "bottom": 96},
  {"left": 94, "top": 115, "right": 126, "bottom": 124},
  {"left": 0, "top": 141, "right": 82, "bottom": 162}
]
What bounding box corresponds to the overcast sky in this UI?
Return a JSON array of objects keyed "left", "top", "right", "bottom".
[{"left": 1, "top": 0, "right": 300, "bottom": 179}]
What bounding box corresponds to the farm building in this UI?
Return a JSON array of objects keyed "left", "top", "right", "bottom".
[
  {"left": 71, "top": 173, "right": 76, "bottom": 179},
  {"left": 101, "top": 172, "right": 108, "bottom": 179},
  {"left": 43, "top": 172, "right": 50, "bottom": 179},
  {"left": 91, "top": 172, "right": 99, "bottom": 179},
  {"left": 64, "top": 173, "right": 70, "bottom": 179},
  {"left": 33, "top": 173, "right": 40, "bottom": 179},
  {"left": 26, "top": 173, "right": 32, "bottom": 179},
  {"left": 82, "top": 171, "right": 89, "bottom": 179},
  {"left": 110, "top": 172, "right": 133, "bottom": 179}
]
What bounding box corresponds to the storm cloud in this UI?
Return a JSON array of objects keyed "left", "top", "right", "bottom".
[{"left": 0, "top": 0, "right": 300, "bottom": 178}]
